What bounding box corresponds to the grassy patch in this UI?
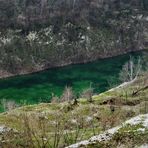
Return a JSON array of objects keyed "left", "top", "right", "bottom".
[{"left": 0, "top": 73, "right": 147, "bottom": 147}]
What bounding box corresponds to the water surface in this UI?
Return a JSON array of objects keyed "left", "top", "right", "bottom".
[{"left": 0, "top": 51, "right": 143, "bottom": 111}]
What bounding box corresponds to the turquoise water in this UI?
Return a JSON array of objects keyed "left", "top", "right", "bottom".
[{"left": 0, "top": 51, "right": 143, "bottom": 110}]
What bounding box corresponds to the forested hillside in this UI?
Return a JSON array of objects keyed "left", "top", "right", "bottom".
[{"left": 0, "top": 0, "right": 148, "bottom": 77}]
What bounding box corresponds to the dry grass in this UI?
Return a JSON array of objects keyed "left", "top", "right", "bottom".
[{"left": 0, "top": 73, "right": 147, "bottom": 147}]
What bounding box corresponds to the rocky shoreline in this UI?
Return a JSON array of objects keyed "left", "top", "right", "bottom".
[{"left": 0, "top": 48, "right": 144, "bottom": 79}]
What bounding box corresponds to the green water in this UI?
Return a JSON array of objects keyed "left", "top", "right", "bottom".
[{"left": 0, "top": 51, "right": 143, "bottom": 110}]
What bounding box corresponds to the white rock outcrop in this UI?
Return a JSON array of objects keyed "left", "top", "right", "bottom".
[{"left": 66, "top": 114, "right": 148, "bottom": 148}]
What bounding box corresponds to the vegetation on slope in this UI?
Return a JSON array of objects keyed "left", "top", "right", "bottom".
[
  {"left": 75, "top": 115, "right": 148, "bottom": 148},
  {"left": 0, "top": 71, "right": 147, "bottom": 147},
  {"left": 0, "top": 0, "right": 148, "bottom": 77}
]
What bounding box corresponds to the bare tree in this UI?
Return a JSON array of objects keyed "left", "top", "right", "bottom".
[
  {"left": 1, "top": 99, "right": 17, "bottom": 111},
  {"left": 119, "top": 56, "right": 142, "bottom": 82},
  {"left": 142, "top": 51, "right": 148, "bottom": 71},
  {"left": 61, "top": 86, "right": 74, "bottom": 102},
  {"left": 81, "top": 83, "right": 94, "bottom": 102}
]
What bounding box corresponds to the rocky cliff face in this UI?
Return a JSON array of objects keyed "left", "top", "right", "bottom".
[
  {"left": 0, "top": 0, "right": 148, "bottom": 30},
  {"left": 0, "top": 0, "right": 148, "bottom": 77}
]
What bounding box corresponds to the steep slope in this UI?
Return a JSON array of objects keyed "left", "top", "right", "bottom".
[
  {"left": 0, "top": 0, "right": 148, "bottom": 77},
  {"left": 0, "top": 72, "right": 147, "bottom": 147}
]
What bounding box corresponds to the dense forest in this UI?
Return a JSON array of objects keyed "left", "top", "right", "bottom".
[{"left": 0, "top": 0, "right": 148, "bottom": 77}]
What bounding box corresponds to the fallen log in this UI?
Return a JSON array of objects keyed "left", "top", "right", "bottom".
[{"left": 132, "top": 85, "right": 148, "bottom": 96}]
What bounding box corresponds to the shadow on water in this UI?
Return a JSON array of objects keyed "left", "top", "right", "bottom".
[{"left": 0, "top": 51, "right": 143, "bottom": 111}]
